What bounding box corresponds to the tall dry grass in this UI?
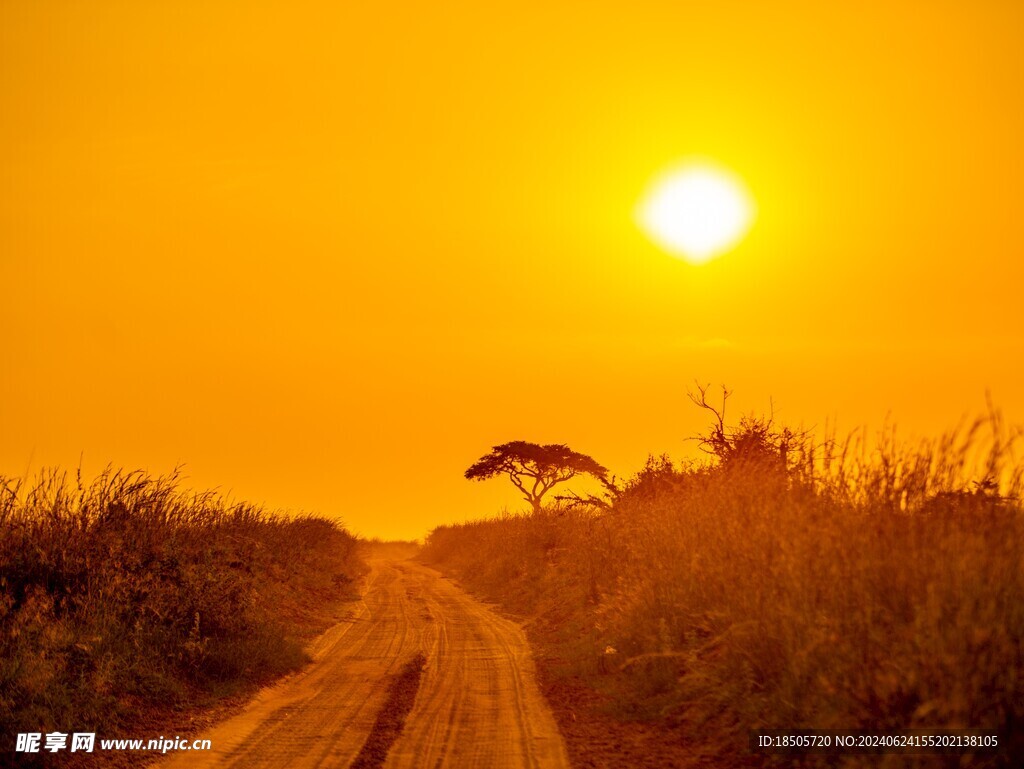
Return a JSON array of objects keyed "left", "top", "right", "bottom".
[
  {"left": 423, "top": 414, "right": 1023, "bottom": 767},
  {"left": 0, "top": 466, "right": 364, "bottom": 753}
]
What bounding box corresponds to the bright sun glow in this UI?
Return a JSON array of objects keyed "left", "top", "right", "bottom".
[{"left": 638, "top": 164, "right": 755, "bottom": 264}]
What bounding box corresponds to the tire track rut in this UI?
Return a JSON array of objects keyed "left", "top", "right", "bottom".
[{"left": 161, "top": 558, "right": 569, "bottom": 769}]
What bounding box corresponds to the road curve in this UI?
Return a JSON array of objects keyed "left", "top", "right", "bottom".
[{"left": 161, "top": 558, "right": 570, "bottom": 769}]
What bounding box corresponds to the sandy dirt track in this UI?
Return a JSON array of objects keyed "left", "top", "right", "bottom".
[{"left": 161, "top": 559, "right": 570, "bottom": 769}]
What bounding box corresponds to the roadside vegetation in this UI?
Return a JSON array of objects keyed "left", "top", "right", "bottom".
[
  {"left": 424, "top": 390, "right": 1023, "bottom": 767},
  {"left": 0, "top": 467, "right": 364, "bottom": 761}
]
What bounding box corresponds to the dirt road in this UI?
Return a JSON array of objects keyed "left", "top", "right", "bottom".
[{"left": 162, "top": 559, "right": 570, "bottom": 769}]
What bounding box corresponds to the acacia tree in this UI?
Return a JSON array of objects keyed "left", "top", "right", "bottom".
[{"left": 464, "top": 441, "right": 608, "bottom": 514}]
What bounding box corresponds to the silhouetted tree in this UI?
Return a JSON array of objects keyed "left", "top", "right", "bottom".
[{"left": 464, "top": 441, "right": 608, "bottom": 514}]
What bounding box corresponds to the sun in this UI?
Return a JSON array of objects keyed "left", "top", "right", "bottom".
[{"left": 637, "top": 163, "right": 755, "bottom": 264}]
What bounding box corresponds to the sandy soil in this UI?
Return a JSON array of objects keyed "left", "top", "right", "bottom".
[{"left": 160, "top": 558, "right": 570, "bottom": 768}]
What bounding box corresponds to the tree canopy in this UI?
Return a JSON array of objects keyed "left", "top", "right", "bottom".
[{"left": 464, "top": 441, "right": 608, "bottom": 513}]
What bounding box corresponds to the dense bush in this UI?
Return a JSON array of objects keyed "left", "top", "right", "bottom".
[
  {"left": 0, "top": 467, "right": 364, "bottom": 749},
  {"left": 423, "top": 414, "right": 1024, "bottom": 767}
]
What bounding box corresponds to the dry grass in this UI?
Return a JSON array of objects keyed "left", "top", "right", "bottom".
[
  {"left": 423, "top": 413, "right": 1024, "bottom": 768},
  {"left": 0, "top": 466, "right": 365, "bottom": 758}
]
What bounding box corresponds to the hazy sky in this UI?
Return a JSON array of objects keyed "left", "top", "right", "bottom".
[{"left": 2, "top": 1, "right": 1022, "bottom": 538}]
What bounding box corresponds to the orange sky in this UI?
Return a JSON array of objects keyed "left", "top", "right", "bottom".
[{"left": 2, "top": 1, "right": 1022, "bottom": 538}]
